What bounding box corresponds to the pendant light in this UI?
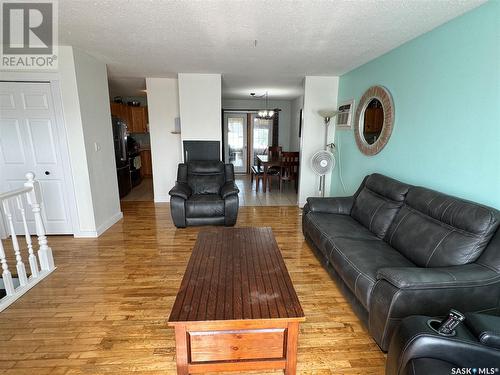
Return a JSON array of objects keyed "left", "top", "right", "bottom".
[{"left": 257, "top": 91, "right": 275, "bottom": 119}]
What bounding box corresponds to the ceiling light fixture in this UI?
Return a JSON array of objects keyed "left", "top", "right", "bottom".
[{"left": 255, "top": 91, "right": 275, "bottom": 120}]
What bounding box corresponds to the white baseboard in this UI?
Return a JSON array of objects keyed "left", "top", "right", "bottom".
[
  {"left": 73, "top": 231, "right": 97, "bottom": 238},
  {"left": 154, "top": 195, "right": 170, "bottom": 203},
  {"left": 96, "top": 211, "right": 123, "bottom": 236},
  {"left": 73, "top": 211, "right": 123, "bottom": 238}
]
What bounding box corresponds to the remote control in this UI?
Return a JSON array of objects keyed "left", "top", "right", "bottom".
[{"left": 437, "top": 309, "right": 465, "bottom": 335}]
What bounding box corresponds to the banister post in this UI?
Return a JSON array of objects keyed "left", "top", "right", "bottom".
[
  {"left": 24, "top": 173, "right": 54, "bottom": 271},
  {"left": 0, "top": 238, "right": 15, "bottom": 296},
  {"left": 16, "top": 196, "right": 39, "bottom": 278},
  {"left": 2, "top": 201, "right": 28, "bottom": 286}
]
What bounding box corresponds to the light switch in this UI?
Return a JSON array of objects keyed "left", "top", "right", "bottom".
[{"left": 94, "top": 142, "right": 101, "bottom": 152}]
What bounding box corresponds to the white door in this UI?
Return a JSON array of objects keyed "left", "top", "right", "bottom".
[
  {"left": 224, "top": 113, "right": 247, "bottom": 173},
  {"left": 0, "top": 82, "right": 73, "bottom": 234}
]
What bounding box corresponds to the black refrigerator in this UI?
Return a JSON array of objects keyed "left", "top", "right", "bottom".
[{"left": 112, "top": 116, "right": 132, "bottom": 198}]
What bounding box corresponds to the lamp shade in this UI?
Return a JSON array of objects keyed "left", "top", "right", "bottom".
[{"left": 318, "top": 109, "right": 339, "bottom": 119}]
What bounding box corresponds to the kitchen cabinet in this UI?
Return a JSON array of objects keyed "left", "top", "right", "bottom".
[
  {"left": 130, "top": 106, "right": 148, "bottom": 133},
  {"left": 110, "top": 102, "right": 148, "bottom": 133},
  {"left": 110, "top": 102, "right": 131, "bottom": 128},
  {"left": 140, "top": 149, "right": 152, "bottom": 177}
]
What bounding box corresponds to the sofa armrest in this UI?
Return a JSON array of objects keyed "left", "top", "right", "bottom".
[
  {"left": 224, "top": 194, "right": 239, "bottom": 226},
  {"left": 169, "top": 182, "right": 192, "bottom": 200},
  {"left": 376, "top": 264, "right": 499, "bottom": 290},
  {"left": 220, "top": 182, "right": 239, "bottom": 199},
  {"left": 370, "top": 264, "right": 500, "bottom": 351},
  {"left": 305, "top": 196, "right": 354, "bottom": 215},
  {"left": 386, "top": 315, "right": 500, "bottom": 375}
]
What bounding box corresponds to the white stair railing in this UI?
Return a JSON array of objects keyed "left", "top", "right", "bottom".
[{"left": 0, "top": 172, "right": 56, "bottom": 312}]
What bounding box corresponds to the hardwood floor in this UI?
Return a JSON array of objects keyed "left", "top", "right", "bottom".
[{"left": 0, "top": 202, "right": 385, "bottom": 374}]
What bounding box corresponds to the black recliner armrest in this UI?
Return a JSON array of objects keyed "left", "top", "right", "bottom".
[
  {"left": 220, "top": 182, "right": 239, "bottom": 199},
  {"left": 376, "top": 264, "right": 499, "bottom": 289},
  {"left": 305, "top": 196, "right": 354, "bottom": 215},
  {"left": 465, "top": 313, "right": 500, "bottom": 349},
  {"left": 386, "top": 315, "right": 500, "bottom": 375},
  {"left": 169, "top": 182, "right": 192, "bottom": 200}
]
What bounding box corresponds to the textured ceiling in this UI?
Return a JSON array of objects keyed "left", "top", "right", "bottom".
[
  {"left": 58, "top": 0, "right": 485, "bottom": 99},
  {"left": 108, "top": 77, "right": 147, "bottom": 99}
]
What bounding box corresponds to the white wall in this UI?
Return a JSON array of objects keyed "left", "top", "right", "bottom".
[
  {"left": 298, "top": 76, "right": 339, "bottom": 206},
  {"left": 290, "top": 96, "right": 304, "bottom": 152},
  {"left": 58, "top": 46, "right": 97, "bottom": 235},
  {"left": 222, "top": 99, "right": 294, "bottom": 150},
  {"left": 72, "top": 48, "right": 122, "bottom": 234},
  {"left": 178, "top": 74, "right": 222, "bottom": 152},
  {"left": 146, "top": 78, "right": 182, "bottom": 202},
  {"left": 2, "top": 46, "right": 122, "bottom": 237}
]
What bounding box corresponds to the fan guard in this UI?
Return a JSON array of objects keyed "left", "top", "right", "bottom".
[{"left": 311, "top": 150, "right": 335, "bottom": 176}]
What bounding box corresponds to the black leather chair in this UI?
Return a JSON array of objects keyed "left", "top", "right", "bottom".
[
  {"left": 386, "top": 313, "right": 500, "bottom": 375},
  {"left": 169, "top": 161, "right": 239, "bottom": 228}
]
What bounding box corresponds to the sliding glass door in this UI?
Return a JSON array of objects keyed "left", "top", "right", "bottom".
[
  {"left": 224, "top": 113, "right": 247, "bottom": 173},
  {"left": 223, "top": 112, "right": 274, "bottom": 172},
  {"left": 251, "top": 115, "right": 273, "bottom": 166}
]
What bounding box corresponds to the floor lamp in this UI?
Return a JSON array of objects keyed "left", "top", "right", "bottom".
[{"left": 317, "top": 110, "right": 338, "bottom": 196}]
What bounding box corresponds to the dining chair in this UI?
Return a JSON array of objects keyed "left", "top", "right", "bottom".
[
  {"left": 280, "top": 152, "right": 300, "bottom": 192},
  {"left": 266, "top": 146, "right": 282, "bottom": 177},
  {"left": 250, "top": 165, "right": 264, "bottom": 192},
  {"left": 267, "top": 146, "right": 282, "bottom": 158},
  {"left": 267, "top": 167, "right": 281, "bottom": 192}
]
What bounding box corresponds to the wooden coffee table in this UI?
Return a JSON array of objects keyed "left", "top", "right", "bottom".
[{"left": 168, "top": 227, "right": 305, "bottom": 374}]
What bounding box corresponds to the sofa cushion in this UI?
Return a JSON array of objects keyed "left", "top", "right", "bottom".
[
  {"left": 187, "top": 161, "right": 225, "bottom": 195},
  {"left": 385, "top": 187, "right": 500, "bottom": 267},
  {"left": 303, "top": 212, "right": 379, "bottom": 258},
  {"left": 185, "top": 194, "right": 224, "bottom": 218},
  {"left": 351, "top": 174, "right": 410, "bottom": 239},
  {"left": 326, "top": 237, "right": 415, "bottom": 310}
]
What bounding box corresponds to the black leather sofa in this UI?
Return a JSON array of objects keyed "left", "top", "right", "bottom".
[
  {"left": 169, "top": 161, "right": 239, "bottom": 227},
  {"left": 386, "top": 312, "right": 500, "bottom": 375},
  {"left": 302, "top": 173, "right": 500, "bottom": 351}
]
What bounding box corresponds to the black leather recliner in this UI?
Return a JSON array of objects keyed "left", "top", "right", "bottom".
[
  {"left": 169, "top": 161, "right": 239, "bottom": 228},
  {"left": 386, "top": 313, "right": 500, "bottom": 375},
  {"left": 302, "top": 173, "right": 500, "bottom": 351}
]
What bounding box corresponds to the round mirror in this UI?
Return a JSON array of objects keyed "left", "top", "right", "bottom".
[
  {"left": 362, "top": 98, "right": 384, "bottom": 145},
  {"left": 354, "top": 86, "right": 394, "bottom": 156}
]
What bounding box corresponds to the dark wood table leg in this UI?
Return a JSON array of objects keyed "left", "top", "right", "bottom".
[
  {"left": 285, "top": 322, "right": 299, "bottom": 375},
  {"left": 174, "top": 325, "right": 189, "bottom": 375},
  {"left": 263, "top": 164, "right": 268, "bottom": 193}
]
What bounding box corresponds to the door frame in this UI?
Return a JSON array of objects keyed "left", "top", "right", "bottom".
[{"left": 1, "top": 72, "right": 79, "bottom": 237}]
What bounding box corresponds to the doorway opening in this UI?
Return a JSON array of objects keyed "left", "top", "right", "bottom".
[
  {"left": 109, "top": 92, "right": 153, "bottom": 202},
  {"left": 222, "top": 109, "right": 297, "bottom": 206}
]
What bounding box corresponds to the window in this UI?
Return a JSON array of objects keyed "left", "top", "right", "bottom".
[{"left": 252, "top": 117, "right": 273, "bottom": 165}]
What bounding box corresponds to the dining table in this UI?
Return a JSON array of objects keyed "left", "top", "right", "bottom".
[{"left": 256, "top": 154, "right": 282, "bottom": 193}]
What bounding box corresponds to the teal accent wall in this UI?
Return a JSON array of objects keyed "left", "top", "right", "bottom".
[{"left": 332, "top": 1, "right": 500, "bottom": 209}]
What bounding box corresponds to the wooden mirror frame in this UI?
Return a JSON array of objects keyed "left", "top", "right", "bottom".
[{"left": 354, "top": 85, "right": 394, "bottom": 156}]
